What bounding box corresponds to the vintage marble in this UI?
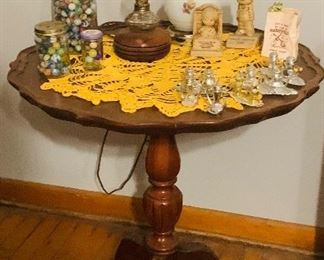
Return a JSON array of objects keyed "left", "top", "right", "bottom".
[
  {"left": 52, "top": 0, "right": 97, "bottom": 53},
  {"left": 81, "top": 29, "right": 103, "bottom": 71},
  {"left": 34, "top": 21, "right": 70, "bottom": 78}
]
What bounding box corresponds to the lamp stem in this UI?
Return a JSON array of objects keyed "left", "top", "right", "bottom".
[{"left": 135, "top": 0, "right": 150, "bottom": 11}]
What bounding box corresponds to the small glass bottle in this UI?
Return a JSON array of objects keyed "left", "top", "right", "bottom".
[
  {"left": 80, "top": 29, "right": 103, "bottom": 71},
  {"left": 34, "top": 21, "right": 70, "bottom": 78},
  {"left": 52, "top": 0, "right": 98, "bottom": 53}
]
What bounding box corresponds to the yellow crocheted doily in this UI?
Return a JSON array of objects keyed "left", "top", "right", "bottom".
[{"left": 41, "top": 34, "right": 268, "bottom": 117}]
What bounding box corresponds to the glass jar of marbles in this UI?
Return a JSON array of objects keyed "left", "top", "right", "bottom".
[
  {"left": 80, "top": 29, "right": 103, "bottom": 71},
  {"left": 52, "top": 0, "right": 98, "bottom": 53},
  {"left": 34, "top": 21, "right": 70, "bottom": 78}
]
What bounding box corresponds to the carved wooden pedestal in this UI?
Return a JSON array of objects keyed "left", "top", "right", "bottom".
[
  {"left": 144, "top": 135, "right": 182, "bottom": 255},
  {"left": 115, "top": 135, "right": 217, "bottom": 259}
]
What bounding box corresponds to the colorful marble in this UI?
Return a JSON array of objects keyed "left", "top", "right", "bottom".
[
  {"left": 52, "top": 0, "right": 97, "bottom": 53},
  {"left": 34, "top": 21, "right": 70, "bottom": 78},
  {"left": 80, "top": 29, "right": 103, "bottom": 71}
]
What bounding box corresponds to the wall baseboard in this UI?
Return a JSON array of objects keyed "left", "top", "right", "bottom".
[{"left": 0, "top": 177, "right": 323, "bottom": 253}]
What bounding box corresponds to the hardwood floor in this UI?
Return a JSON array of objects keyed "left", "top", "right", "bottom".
[{"left": 0, "top": 204, "right": 321, "bottom": 260}]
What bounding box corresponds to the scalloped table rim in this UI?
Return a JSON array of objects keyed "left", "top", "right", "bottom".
[{"left": 7, "top": 44, "right": 324, "bottom": 135}]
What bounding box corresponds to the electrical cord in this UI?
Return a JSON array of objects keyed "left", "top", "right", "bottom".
[
  {"left": 95, "top": 130, "right": 148, "bottom": 195},
  {"left": 96, "top": 130, "right": 110, "bottom": 194}
]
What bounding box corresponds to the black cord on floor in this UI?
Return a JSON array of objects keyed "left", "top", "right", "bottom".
[{"left": 95, "top": 130, "right": 148, "bottom": 195}]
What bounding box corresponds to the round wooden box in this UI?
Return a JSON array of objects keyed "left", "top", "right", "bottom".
[{"left": 113, "top": 27, "right": 171, "bottom": 62}]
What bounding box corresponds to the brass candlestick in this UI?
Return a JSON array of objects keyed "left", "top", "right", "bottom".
[{"left": 114, "top": 0, "right": 171, "bottom": 62}]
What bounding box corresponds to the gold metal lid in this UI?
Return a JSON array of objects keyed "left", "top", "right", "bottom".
[{"left": 34, "top": 21, "right": 67, "bottom": 36}]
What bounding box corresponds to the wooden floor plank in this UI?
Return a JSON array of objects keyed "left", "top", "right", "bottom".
[
  {"left": 219, "top": 243, "right": 246, "bottom": 260},
  {"left": 0, "top": 207, "right": 10, "bottom": 224},
  {"left": 244, "top": 247, "right": 265, "bottom": 259},
  {"left": 204, "top": 240, "right": 226, "bottom": 259},
  {"left": 94, "top": 232, "right": 123, "bottom": 260},
  {"left": 0, "top": 213, "right": 25, "bottom": 245},
  {"left": 262, "top": 250, "right": 317, "bottom": 260},
  {"left": 0, "top": 205, "right": 321, "bottom": 260},
  {"left": 32, "top": 219, "right": 79, "bottom": 260},
  {"left": 0, "top": 215, "right": 41, "bottom": 258},
  {"left": 51, "top": 222, "right": 97, "bottom": 260},
  {"left": 75, "top": 225, "right": 112, "bottom": 260},
  {"left": 11, "top": 216, "right": 61, "bottom": 260}
]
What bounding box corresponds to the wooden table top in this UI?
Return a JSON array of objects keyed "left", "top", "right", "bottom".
[{"left": 7, "top": 44, "right": 323, "bottom": 135}]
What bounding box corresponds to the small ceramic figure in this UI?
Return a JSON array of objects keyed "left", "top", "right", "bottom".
[
  {"left": 259, "top": 67, "right": 298, "bottom": 96},
  {"left": 269, "top": 1, "right": 283, "bottom": 12},
  {"left": 201, "top": 69, "right": 224, "bottom": 115},
  {"left": 236, "top": 0, "right": 255, "bottom": 37},
  {"left": 199, "top": 8, "right": 219, "bottom": 39},
  {"left": 230, "top": 66, "right": 263, "bottom": 107},
  {"left": 226, "top": 0, "right": 261, "bottom": 49},
  {"left": 183, "top": 0, "right": 196, "bottom": 14},
  {"left": 176, "top": 67, "right": 201, "bottom": 107},
  {"left": 243, "top": 66, "right": 259, "bottom": 89},
  {"left": 283, "top": 56, "right": 305, "bottom": 86},
  {"left": 191, "top": 4, "right": 223, "bottom": 57},
  {"left": 261, "top": 51, "right": 280, "bottom": 77}
]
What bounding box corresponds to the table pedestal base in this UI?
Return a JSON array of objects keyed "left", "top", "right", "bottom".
[
  {"left": 115, "top": 238, "right": 218, "bottom": 260},
  {"left": 114, "top": 135, "right": 218, "bottom": 260}
]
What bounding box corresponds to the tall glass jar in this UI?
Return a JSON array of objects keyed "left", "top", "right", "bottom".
[
  {"left": 34, "top": 21, "right": 70, "bottom": 78},
  {"left": 80, "top": 29, "right": 103, "bottom": 71},
  {"left": 52, "top": 0, "right": 98, "bottom": 53}
]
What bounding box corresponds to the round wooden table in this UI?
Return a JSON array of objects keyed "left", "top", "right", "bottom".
[{"left": 7, "top": 43, "right": 323, "bottom": 259}]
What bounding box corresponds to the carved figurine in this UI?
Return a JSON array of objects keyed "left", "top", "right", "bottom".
[
  {"left": 236, "top": 0, "right": 255, "bottom": 37},
  {"left": 283, "top": 56, "right": 305, "bottom": 86},
  {"left": 259, "top": 67, "right": 298, "bottom": 96},
  {"left": 226, "top": 0, "right": 261, "bottom": 49},
  {"left": 201, "top": 69, "right": 224, "bottom": 115},
  {"left": 191, "top": 4, "right": 223, "bottom": 57},
  {"left": 230, "top": 66, "right": 263, "bottom": 107},
  {"left": 183, "top": 0, "right": 196, "bottom": 14},
  {"left": 261, "top": 51, "right": 280, "bottom": 77},
  {"left": 176, "top": 67, "right": 201, "bottom": 107}
]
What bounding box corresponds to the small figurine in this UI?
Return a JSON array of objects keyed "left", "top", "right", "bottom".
[
  {"left": 183, "top": 0, "right": 196, "bottom": 14},
  {"left": 268, "top": 1, "right": 283, "bottom": 12},
  {"left": 259, "top": 67, "right": 298, "bottom": 96},
  {"left": 191, "top": 4, "right": 223, "bottom": 57},
  {"left": 176, "top": 67, "right": 201, "bottom": 107},
  {"left": 261, "top": 51, "right": 280, "bottom": 77},
  {"left": 226, "top": 0, "right": 261, "bottom": 49},
  {"left": 201, "top": 69, "right": 224, "bottom": 115},
  {"left": 236, "top": 0, "right": 255, "bottom": 37},
  {"left": 283, "top": 56, "right": 305, "bottom": 86},
  {"left": 244, "top": 66, "right": 259, "bottom": 89},
  {"left": 230, "top": 66, "right": 263, "bottom": 107}
]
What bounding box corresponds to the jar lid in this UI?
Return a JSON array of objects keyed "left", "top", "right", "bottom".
[
  {"left": 34, "top": 21, "right": 67, "bottom": 36},
  {"left": 80, "top": 29, "right": 103, "bottom": 40}
]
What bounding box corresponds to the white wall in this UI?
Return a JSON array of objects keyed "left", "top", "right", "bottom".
[{"left": 0, "top": 0, "right": 323, "bottom": 227}]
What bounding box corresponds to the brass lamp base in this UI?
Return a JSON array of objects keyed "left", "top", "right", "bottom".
[{"left": 114, "top": 27, "right": 171, "bottom": 62}]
